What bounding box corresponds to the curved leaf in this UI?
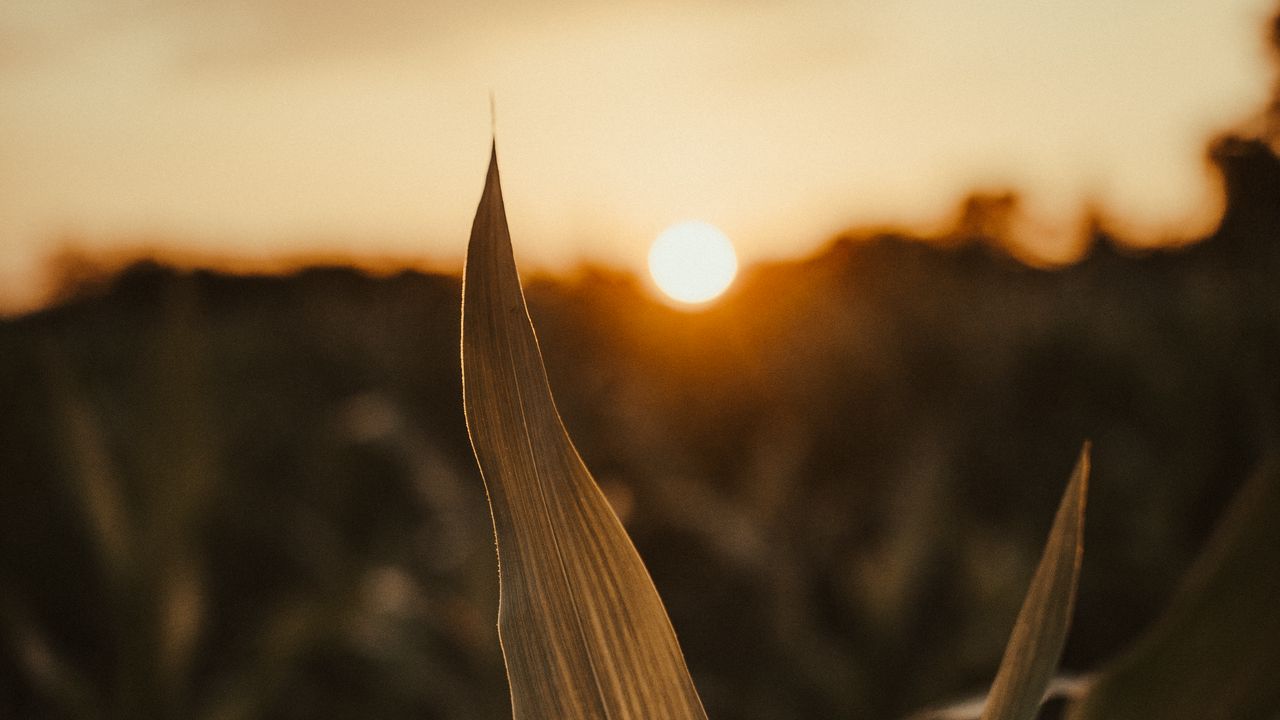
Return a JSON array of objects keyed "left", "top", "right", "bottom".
[
  {"left": 461, "top": 144, "right": 708, "bottom": 720},
  {"left": 979, "top": 444, "right": 1090, "bottom": 720},
  {"left": 1066, "top": 460, "right": 1280, "bottom": 720}
]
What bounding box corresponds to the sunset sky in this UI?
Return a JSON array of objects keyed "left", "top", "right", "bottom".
[{"left": 1, "top": 0, "right": 1277, "bottom": 311}]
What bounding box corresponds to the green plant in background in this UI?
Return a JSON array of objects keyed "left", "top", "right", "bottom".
[
  {"left": 460, "top": 144, "right": 1093, "bottom": 720},
  {"left": 4, "top": 277, "right": 508, "bottom": 719},
  {"left": 9, "top": 287, "right": 353, "bottom": 720}
]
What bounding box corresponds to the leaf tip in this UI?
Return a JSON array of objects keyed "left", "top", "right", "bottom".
[{"left": 1071, "top": 441, "right": 1091, "bottom": 524}]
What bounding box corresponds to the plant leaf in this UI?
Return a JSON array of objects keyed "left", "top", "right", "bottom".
[
  {"left": 903, "top": 675, "right": 1091, "bottom": 720},
  {"left": 979, "top": 444, "right": 1090, "bottom": 720},
  {"left": 461, "top": 144, "right": 708, "bottom": 720},
  {"left": 1066, "top": 459, "right": 1280, "bottom": 720}
]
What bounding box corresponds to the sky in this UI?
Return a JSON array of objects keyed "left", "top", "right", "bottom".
[{"left": 1, "top": 0, "right": 1277, "bottom": 312}]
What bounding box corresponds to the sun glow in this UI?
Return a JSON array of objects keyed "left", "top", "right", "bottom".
[{"left": 647, "top": 221, "right": 739, "bottom": 306}]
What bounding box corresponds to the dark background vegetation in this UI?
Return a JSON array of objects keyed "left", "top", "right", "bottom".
[{"left": 4, "top": 17, "right": 1280, "bottom": 720}]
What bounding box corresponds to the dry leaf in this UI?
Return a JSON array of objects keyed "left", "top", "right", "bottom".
[
  {"left": 979, "top": 444, "right": 1090, "bottom": 720},
  {"left": 461, "top": 144, "right": 708, "bottom": 720}
]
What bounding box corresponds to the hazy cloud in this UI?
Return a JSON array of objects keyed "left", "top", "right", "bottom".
[{"left": 0, "top": 0, "right": 1275, "bottom": 311}]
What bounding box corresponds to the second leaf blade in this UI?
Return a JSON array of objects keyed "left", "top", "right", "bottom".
[{"left": 979, "top": 444, "right": 1090, "bottom": 720}]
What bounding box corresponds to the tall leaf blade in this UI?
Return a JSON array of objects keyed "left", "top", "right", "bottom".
[
  {"left": 1066, "top": 460, "right": 1280, "bottom": 720},
  {"left": 461, "top": 145, "right": 708, "bottom": 720},
  {"left": 979, "top": 444, "right": 1090, "bottom": 720}
]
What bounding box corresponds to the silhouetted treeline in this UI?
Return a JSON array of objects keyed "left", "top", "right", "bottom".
[{"left": 2, "top": 135, "right": 1278, "bottom": 720}]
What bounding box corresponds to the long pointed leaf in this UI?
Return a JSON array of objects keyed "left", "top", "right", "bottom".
[
  {"left": 979, "top": 444, "right": 1090, "bottom": 720},
  {"left": 461, "top": 144, "right": 708, "bottom": 720}
]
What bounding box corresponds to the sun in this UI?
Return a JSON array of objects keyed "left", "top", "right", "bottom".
[{"left": 648, "top": 221, "right": 738, "bottom": 305}]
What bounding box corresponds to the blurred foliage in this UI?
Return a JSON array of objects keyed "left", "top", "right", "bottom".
[
  {"left": 1068, "top": 459, "right": 1280, "bottom": 720},
  {"left": 2, "top": 136, "right": 1278, "bottom": 718}
]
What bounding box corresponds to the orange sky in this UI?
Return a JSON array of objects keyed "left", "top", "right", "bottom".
[{"left": 1, "top": 0, "right": 1277, "bottom": 312}]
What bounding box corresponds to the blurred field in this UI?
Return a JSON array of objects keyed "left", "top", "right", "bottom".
[{"left": 2, "top": 135, "right": 1278, "bottom": 719}]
